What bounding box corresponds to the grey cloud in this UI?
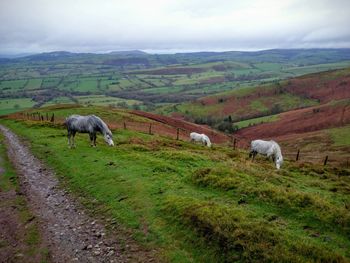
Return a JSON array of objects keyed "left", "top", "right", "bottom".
[{"left": 0, "top": 0, "right": 349, "bottom": 54}]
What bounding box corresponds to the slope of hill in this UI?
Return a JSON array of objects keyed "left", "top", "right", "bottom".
[
  {"left": 165, "top": 67, "right": 350, "bottom": 123},
  {"left": 1, "top": 105, "right": 350, "bottom": 262},
  {"left": 5, "top": 104, "right": 230, "bottom": 144}
]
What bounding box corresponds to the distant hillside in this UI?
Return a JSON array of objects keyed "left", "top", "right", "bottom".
[
  {"left": 164, "top": 68, "right": 350, "bottom": 125},
  {"left": 1, "top": 48, "right": 350, "bottom": 117},
  {"left": 1, "top": 48, "right": 350, "bottom": 66}
]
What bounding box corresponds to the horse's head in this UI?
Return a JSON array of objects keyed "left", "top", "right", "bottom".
[
  {"left": 275, "top": 155, "right": 283, "bottom": 170},
  {"left": 104, "top": 133, "right": 114, "bottom": 146}
]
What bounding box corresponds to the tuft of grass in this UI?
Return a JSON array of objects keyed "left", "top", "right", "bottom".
[{"left": 163, "top": 196, "right": 346, "bottom": 263}]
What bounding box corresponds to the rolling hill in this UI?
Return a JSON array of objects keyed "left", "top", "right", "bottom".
[
  {"left": 1, "top": 49, "right": 350, "bottom": 113},
  {"left": 1, "top": 105, "right": 350, "bottom": 262}
]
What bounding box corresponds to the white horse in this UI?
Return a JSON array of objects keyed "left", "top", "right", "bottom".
[
  {"left": 249, "top": 139, "right": 283, "bottom": 169},
  {"left": 65, "top": 115, "right": 114, "bottom": 148},
  {"left": 190, "top": 132, "right": 212, "bottom": 147}
]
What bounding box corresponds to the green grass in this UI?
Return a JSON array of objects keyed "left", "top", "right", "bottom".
[
  {"left": 234, "top": 114, "right": 280, "bottom": 129},
  {"left": 328, "top": 125, "right": 350, "bottom": 146},
  {"left": 75, "top": 79, "right": 98, "bottom": 92},
  {"left": 0, "top": 98, "right": 36, "bottom": 116},
  {"left": 0, "top": 79, "right": 27, "bottom": 91},
  {"left": 41, "top": 78, "right": 61, "bottom": 89},
  {"left": 1, "top": 106, "right": 350, "bottom": 262},
  {"left": 41, "top": 97, "right": 76, "bottom": 107},
  {"left": 75, "top": 95, "right": 140, "bottom": 106},
  {"left": 24, "top": 79, "right": 42, "bottom": 90}
]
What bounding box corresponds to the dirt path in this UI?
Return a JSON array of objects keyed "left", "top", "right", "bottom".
[
  {"left": 0, "top": 125, "right": 132, "bottom": 263},
  {"left": 0, "top": 154, "right": 48, "bottom": 262}
]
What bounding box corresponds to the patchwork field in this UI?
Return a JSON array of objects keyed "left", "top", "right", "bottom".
[
  {"left": 1, "top": 49, "right": 350, "bottom": 115},
  {"left": 1, "top": 105, "right": 350, "bottom": 262}
]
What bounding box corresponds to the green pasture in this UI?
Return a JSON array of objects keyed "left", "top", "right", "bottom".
[
  {"left": 0, "top": 79, "right": 27, "bottom": 92},
  {"left": 328, "top": 125, "right": 350, "bottom": 146},
  {"left": 42, "top": 97, "right": 76, "bottom": 107},
  {"left": 234, "top": 114, "right": 280, "bottom": 129},
  {"left": 41, "top": 78, "right": 61, "bottom": 89},
  {"left": 24, "top": 79, "right": 42, "bottom": 90},
  {"left": 75, "top": 95, "right": 140, "bottom": 106},
  {"left": 75, "top": 79, "right": 98, "bottom": 92},
  {"left": 0, "top": 98, "right": 36, "bottom": 115},
  {"left": 1, "top": 106, "right": 349, "bottom": 262}
]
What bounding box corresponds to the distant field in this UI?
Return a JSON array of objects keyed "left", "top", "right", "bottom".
[
  {"left": 42, "top": 96, "right": 76, "bottom": 106},
  {"left": 1, "top": 49, "right": 350, "bottom": 117},
  {"left": 0, "top": 79, "right": 27, "bottom": 92},
  {"left": 235, "top": 114, "right": 280, "bottom": 129},
  {"left": 0, "top": 98, "right": 36, "bottom": 115},
  {"left": 328, "top": 125, "right": 350, "bottom": 146},
  {"left": 24, "top": 78, "right": 42, "bottom": 90},
  {"left": 75, "top": 95, "right": 140, "bottom": 106}
]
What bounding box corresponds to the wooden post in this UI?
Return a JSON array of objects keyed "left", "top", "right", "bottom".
[
  {"left": 233, "top": 138, "right": 237, "bottom": 150},
  {"left": 176, "top": 128, "right": 180, "bottom": 140},
  {"left": 41, "top": 115, "right": 44, "bottom": 121},
  {"left": 296, "top": 149, "right": 300, "bottom": 161},
  {"left": 50, "top": 113, "right": 54, "bottom": 123},
  {"left": 123, "top": 122, "right": 126, "bottom": 130},
  {"left": 323, "top": 155, "right": 328, "bottom": 166},
  {"left": 149, "top": 123, "right": 152, "bottom": 135}
]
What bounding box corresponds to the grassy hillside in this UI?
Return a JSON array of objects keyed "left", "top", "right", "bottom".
[
  {"left": 1, "top": 106, "right": 350, "bottom": 262},
  {"left": 161, "top": 67, "right": 350, "bottom": 128}
]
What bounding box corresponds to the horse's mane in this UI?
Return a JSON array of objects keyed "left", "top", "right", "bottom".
[{"left": 89, "top": 115, "right": 112, "bottom": 136}]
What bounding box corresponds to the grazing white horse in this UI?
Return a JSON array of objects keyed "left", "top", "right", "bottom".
[
  {"left": 65, "top": 115, "right": 114, "bottom": 148},
  {"left": 249, "top": 139, "right": 283, "bottom": 169},
  {"left": 190, "top": 132, "right": 212, "bottom": 147}
]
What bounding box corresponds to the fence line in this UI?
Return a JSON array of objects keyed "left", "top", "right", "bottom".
[{"left": 10, "top": 112, "right": 350, "bottom": 168}]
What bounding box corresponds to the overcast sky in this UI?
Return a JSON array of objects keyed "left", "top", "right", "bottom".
[{"left": 0, "top": 0, "right": 349, "bottom": 54}]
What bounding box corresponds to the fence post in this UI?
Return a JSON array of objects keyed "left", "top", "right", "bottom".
[
  {"left": 296, "top": 149, "right": 300, "bottom": 161},
  {"left": 323, "top": 155, "right": 328, "bottom": 166},
  {"left": 233, "top": 138, "right": 237, "bottom": 150},
  {"left": 176, "top": 128, "right": 180, "bottom": 140},
  {"left": 149, "top": 123, "right": 152, "bottom": 135},
  {"left": 41, "top": 115, "right": 44, "bottom": 121},
  {"left": 50, "top": 113, "right": 54, "bottom": 123},
  {"left": 123, "top": 122, "right": 126, "bottom": 130}
]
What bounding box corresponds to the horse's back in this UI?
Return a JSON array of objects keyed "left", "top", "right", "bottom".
[
  {"left": 190, "top": 132, "right": 200, "bottom": 139},
  {"left": 251, "top": 140, "right": 272, "bottom": 152}
]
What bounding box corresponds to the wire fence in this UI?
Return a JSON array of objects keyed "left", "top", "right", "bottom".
[{"left": 10, "top": 111, "right": 350, "bottom": 169}]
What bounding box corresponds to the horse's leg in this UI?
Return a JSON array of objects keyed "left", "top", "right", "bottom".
[
  {"left": 67, "top": 130, "right": 71, "bottom": 148},
  {"left": 272, "top": 154, "right": 276, "bottom": 162},
  {"left": 252, "top": 151, "right": 257, "bottom": 161},
  {"left": 93, "top": 133, "right": 97, "bottom": 147},
  {"left": 89, "top": 133, "right": 94, "bottom": 147},
  {"left": 72, "top": 131, "right": 76, "bottom": 148},
  {"left": 249, "top": 150, "right": 253, "bottom": 159}
]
